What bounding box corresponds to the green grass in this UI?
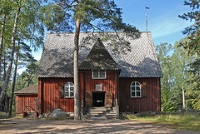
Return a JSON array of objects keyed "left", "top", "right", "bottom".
[{"left": 120, "top": 113, "right": 200, "bottom": 131}]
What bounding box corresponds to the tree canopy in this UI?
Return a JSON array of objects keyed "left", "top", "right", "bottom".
[
  {"left": 0, "top": 0, "right": 45, "bottom": 114},
  {"left": 179, "top": 0, "right": 200, "bottom": 90}
]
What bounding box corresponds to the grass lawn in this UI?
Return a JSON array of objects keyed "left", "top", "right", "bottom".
[{"left": 120, "top": 112, "right": 200, "bottom": 131}]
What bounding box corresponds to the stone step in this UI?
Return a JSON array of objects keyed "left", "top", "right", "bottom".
[
  {"left": 82, "top": 114, "right": 118, "bottom": 120},
  {"left": 88, "top": 110, "right": 116, "bottom": 114},
  {"left": 88, "top": 109, "right": 107, "bottom": 113},
  {"left": 82, "top": 107, "right": 119, "bottom": 119},
  {"left": 87, "top": 107, "right": 115, "bottom": 111},
  {"left": 86, "top": 112, "right": 117, "bottom": 115},
  {"left": 88, "top": 107, "right": 113, "bottom": 110}
]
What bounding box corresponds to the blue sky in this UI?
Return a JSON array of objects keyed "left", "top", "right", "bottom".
[
  {"left": 32, "top": 0, "right": 191, "bottom": 61},
  {"left": 114, "top": 0, "right": 191, "bottom": 45}
]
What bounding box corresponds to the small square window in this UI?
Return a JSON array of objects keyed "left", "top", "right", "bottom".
[{"left": 92, "top": 70, "right": 106, "bottom": 79}]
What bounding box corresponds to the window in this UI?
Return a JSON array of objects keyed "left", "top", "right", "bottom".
[
  {"left": 92, "top": 70, "right": 106, "bottom": 79},
  {"left": 64, "top": 82, "right": 74, "bottom": 98},
  {"left": 96, "top": 84, "right": 103, "bottom": 91},
  {"left": 130, "top": 81, "right": 141, "bottom": 98}
]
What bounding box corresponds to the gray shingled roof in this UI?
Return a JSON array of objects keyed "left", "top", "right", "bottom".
[
  {"left": 38, "top": 32, "right": 162, "bottom": 78},
  {"left": 15, "top": 85, "right": 38, "bottom": 95},
  {"left": 79, "top": 38, "right": 119, "bottom": 70}
]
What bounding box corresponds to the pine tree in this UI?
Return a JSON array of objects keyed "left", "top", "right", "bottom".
[
  {"left": 179, "top": 0, "right": 200, "bottom": 90},
  {"left": 0, "top": 0, "right": 45, "bottom": 110}
]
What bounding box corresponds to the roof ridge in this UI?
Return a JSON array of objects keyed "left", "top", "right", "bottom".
[{"left": 46, "top": 31, "right": 151, "bottom": 35}]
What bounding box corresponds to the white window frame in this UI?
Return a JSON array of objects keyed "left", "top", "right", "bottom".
[
  {"left": 92, "top": 70, "right": 106, "bottom": 79},
  {"left": 64, "top": 82, "right": 74, "bottom": 98},
  {"left": 130, "top": 81, "right": 141, "bottom": 98}
]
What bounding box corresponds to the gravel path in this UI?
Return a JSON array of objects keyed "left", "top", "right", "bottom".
[{"left": 0, "top": 118, "right": 199, "bottom": 134}]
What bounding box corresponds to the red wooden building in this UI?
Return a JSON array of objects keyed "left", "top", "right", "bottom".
[
  {"left": 15, "top": 85, "right": 38, "bottom": 114},
  {"left": 16, "top": 32, "right": 162, "bottom": 117}
]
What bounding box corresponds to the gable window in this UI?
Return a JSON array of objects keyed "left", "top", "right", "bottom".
[
  {"left": 64, "top": 82, "right": 74, "bottom": 98},
  {"left": 130, "top": 81, "right": 141, "bottom": 98},
  {"left": 92, "top": 70, "right": 106, "bottom": 79}
]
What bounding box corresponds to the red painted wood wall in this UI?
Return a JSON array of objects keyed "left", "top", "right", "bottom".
[
  {"left": 15, "top": 95, "right": 37, "bottom": 114},
  {"left": 38, "top": 78, "right": 75, "bottom": 113},
  {"left": 37, "top": 74, "right": 161, "bottom": 114},
  {"left": 119, "top": 78, "right": 161, "bottom": 113},
  {"left": 38, "top": 70, "right": 119, "bottom": 114},
  {"left": 79, "top": 70, "right": 119, "bottom": 107}
]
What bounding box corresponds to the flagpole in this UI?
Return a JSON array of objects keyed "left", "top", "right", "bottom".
[{"left": 145, "top": 6, "right": 150, "bottom": 32}]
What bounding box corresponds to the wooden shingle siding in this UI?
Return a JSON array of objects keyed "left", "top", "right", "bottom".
[{"left": 119, "top": 78, "right": 161, "bottom": 113}]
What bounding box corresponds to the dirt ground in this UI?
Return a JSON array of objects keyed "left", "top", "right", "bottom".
[{"left": 0, "top": 118, "right": 199, "bottom": 134}]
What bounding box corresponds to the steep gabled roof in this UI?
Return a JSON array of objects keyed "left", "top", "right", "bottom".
[
  {"left": 38, "top": 32, "right": 162, "bottom": 78},
  {"left": 15, "top": 85, "right": 38, "bottom": 95},
  {"left": 79, "top": 38, "right": 119, "bottom": 70}
]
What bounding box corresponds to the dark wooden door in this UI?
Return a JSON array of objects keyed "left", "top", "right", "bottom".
[{"left": 92, "top": 92, "right": 105, "bottom": 107}]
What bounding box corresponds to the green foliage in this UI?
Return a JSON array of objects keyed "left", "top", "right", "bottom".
[
  {"left": 0, "top": 0, "right": 45, "bottom": 86},
  {"left": 156, "top": 40, "right": 200, "bottom": 112},
  {"left": 179, "top": 0, "right": 200, "bottom": 90},
  {"left": 15, "top": 61, "right": 39, "bottom": 91},
  {"left": 41, "top": 0, "right": 139, "bottom": 34}
]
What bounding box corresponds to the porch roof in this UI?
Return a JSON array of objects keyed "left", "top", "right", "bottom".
[{"left": 15, "top": 85, "right": 38, "bottom": 95}]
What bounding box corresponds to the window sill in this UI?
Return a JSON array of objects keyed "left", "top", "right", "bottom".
[
  {"left": 130, "top": 96, "right": 142, "bottom": 98},
  {"left": 130, "top": 96, "right": 147, "bottom": 98},
  {"left": 64, "top": 97, "right": 74, "bottom": 99},
  {"left": 92, "top": 78, "right": 106, "bottom": 79}
]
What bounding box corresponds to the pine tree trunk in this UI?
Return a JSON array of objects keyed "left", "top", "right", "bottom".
[
  {"left": 0, "top": 14, "right": 6, "bottom": 81},
  {"left": 9, "top": 39, "right": 19, "bottom": 117},
  {"left": 74, "top": 17, "right": 81, "bottom": 120},
  {"left": 0, "top": 6, "right": 20, "bottom": 104},
  {"left": 3, "top": 50, "right": 6, "bottom": 81}
]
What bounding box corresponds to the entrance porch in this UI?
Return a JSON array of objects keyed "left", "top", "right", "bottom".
[{"left": 82, "top": 91, "right": 119, "bottom": 119}]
